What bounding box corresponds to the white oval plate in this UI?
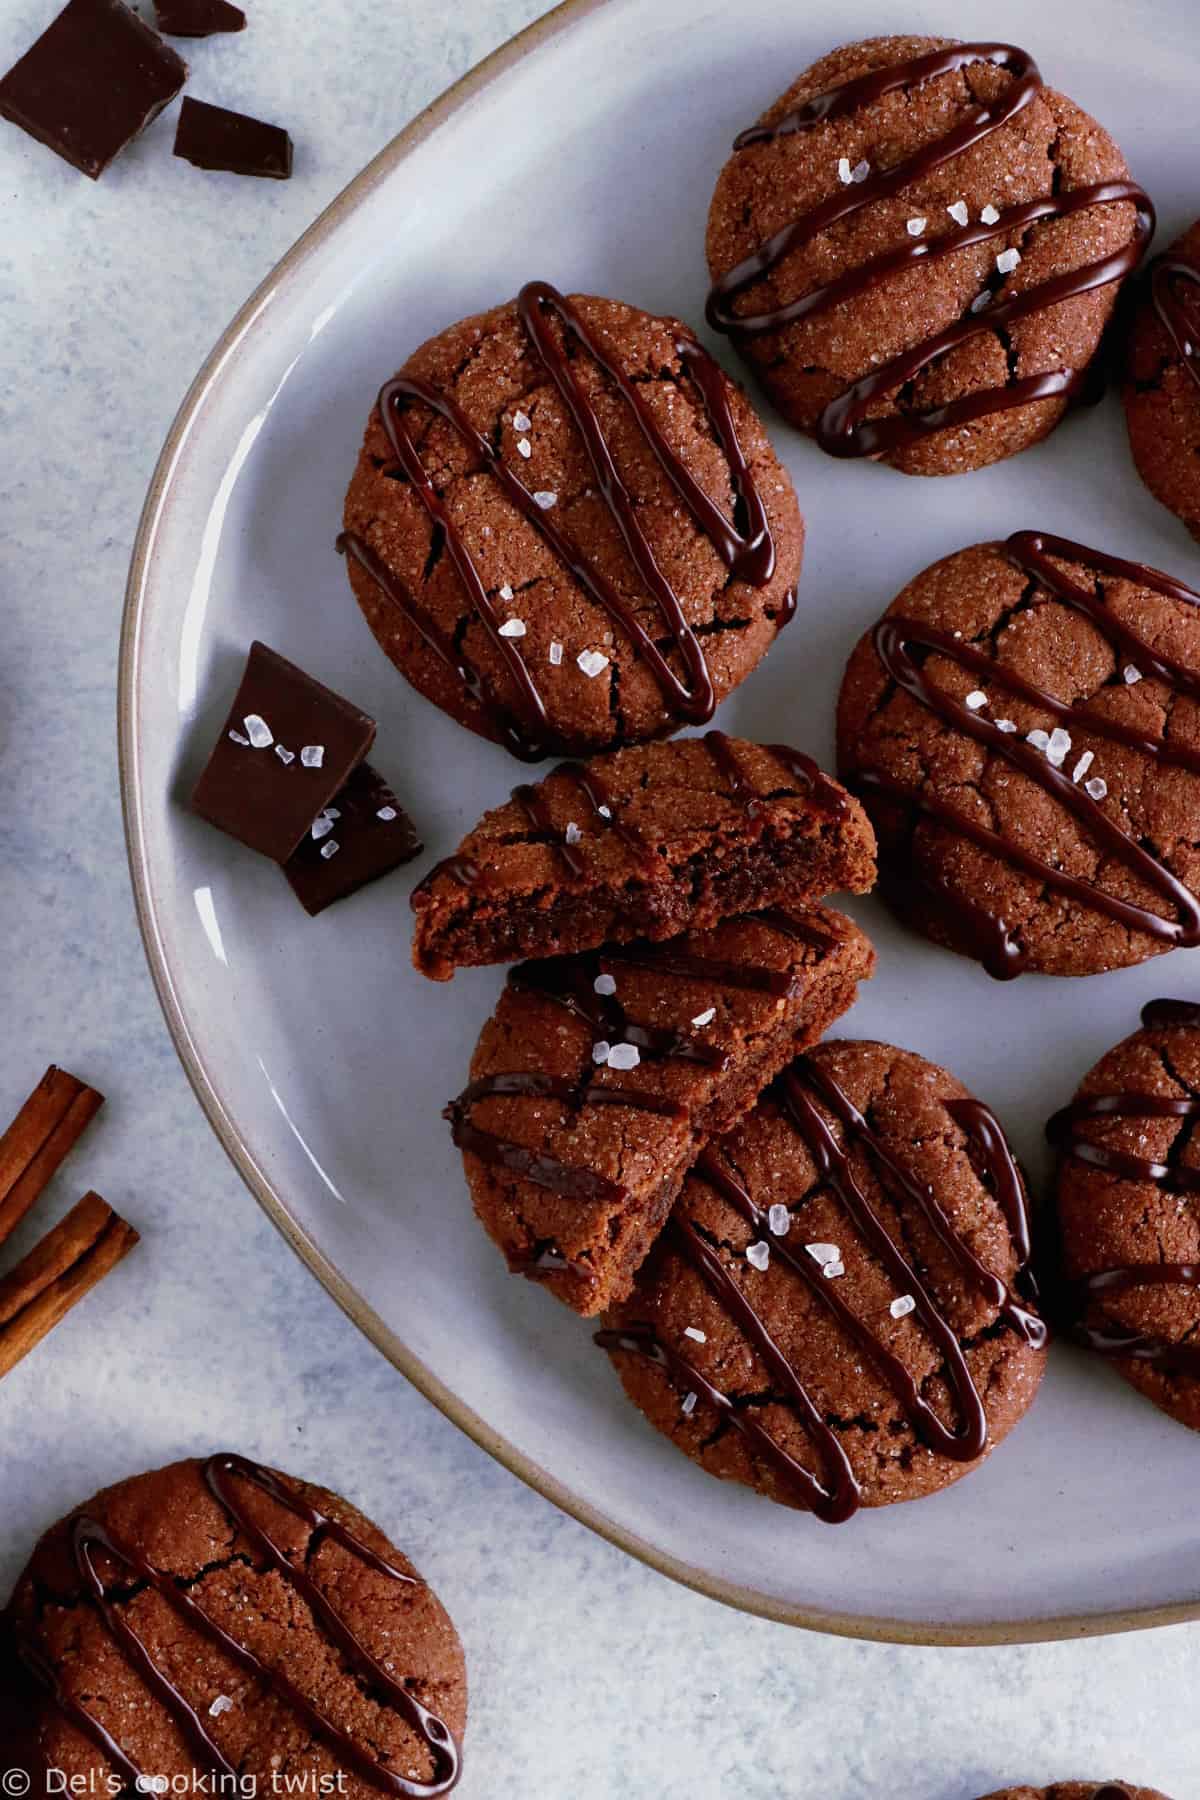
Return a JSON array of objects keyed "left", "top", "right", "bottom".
[{"left": 121, "top": 0, "right": 1200, "bottom": 1643}]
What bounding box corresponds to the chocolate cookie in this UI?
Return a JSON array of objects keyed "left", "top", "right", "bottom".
[
  {"left": 412, "top": 732, "right": 876, "bottom": 979},
  {"left": 4, "top": 1455, "right": 466, "bottom": 1794},
  {"left": 1124, "top": 220, "right": 1200, "bottom": 541},
  {"left": 451, "top": 903, "right": 873, "bottom": 1314},
  {"left": 705, "top": 36, "right": 1151, "bottom": 475},
  {"left": 341, "top": 282, "right": 803, "bottom": 758},
  {"left": 836, "top": 532, "right": 1200, "bottom": 979},
  {"left": 1048, "top": 997, "right": 1200, "bottom": 1430},
  {"left": 976, "top": 1786, "right": 1170, "bottom": 1800},
  {"left": 599, "top": 1039, "right": 1046, "bottom": 1519}
]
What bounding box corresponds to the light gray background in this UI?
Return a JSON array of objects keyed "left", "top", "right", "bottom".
[{"left": 0, "top": 1, "right": 1194, "bottom": 1793}]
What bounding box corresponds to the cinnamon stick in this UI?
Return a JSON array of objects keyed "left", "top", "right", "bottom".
[
  {"left": 0, "top": 1191, "right": 137, "bottom": 1380},
  {"left": 0, "top": 1066, "right": 104, "bottom": 1248}
]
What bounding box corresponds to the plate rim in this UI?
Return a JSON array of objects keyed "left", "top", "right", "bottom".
[{"left": 117, "top": 0, "right": 1200, "bottom": 1646}]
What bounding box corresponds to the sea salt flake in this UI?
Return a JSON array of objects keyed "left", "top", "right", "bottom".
[
  {"left": 243, "top": 713, "right": 273, "bottom": 749},
  {"left": 564, "top": 821, "right": 582, "bottom": 845},
  {"left": 274, "top": 744, "right": 295, "bottom": 765},
  {"left": 851, "top": 158, "right": 870, "bottom": 182},
  {"left": 513, "top": 410, "right": 532, "bottom": 432},
  {"left": 947, "top": 199, "right": 969, "bottom": 226},
  {"left": 683, "top": 1326, "right": 707, "bottom": 1343},
  {"left": 320, "top": 839, "right": 340, "bottom": 860},
  {"left": 311, "top": 815, "right": 336, "bottom": 842},
  {"left": 607, "top": 1042, "right": 641, "bottom": 1071},
  {"left": 323, "top": 807, "right": 340, "bottom": 820},
  {"left": 549, "top": 641, "right": 564, "bottom": 666},
  {"left": 300, "top": 745, "right": 324, "bottom": 768},
  {"left": 681, "top": 1391, "right": 698, "bottom": 1416},
  {"left": 1124, "top": 664, "right": 1143, "bottom": 684},
  {"left": 598, "top": 804, "right": 612, "bottom": 818},
  {"left": 822, "top": 1260, "right": 846, "bottom": 1279},
  {"left": 965, "top": 690, "right": 987, "bottom": 710},
  {"left": 517, "top": 438, "right": 532, "bottom": 459},
  {"left": 981, "top": 202, "right": 1000, "bottom": 224},
  {"left": 593, "top": 973, "right": 617, "bottom": 996},
  {"left": 533, "top": 490, "right": 557, "bottom": 510},
  {"left": 1085, "top": 776, "right": 1108, "bottom": 801},
  {"left": 577, "top": 649, "right": 609, "bottom": 678},
  {"left": 906, "top": 215, "right": 927, "bottom": 236},
  {"left": 996, "top": 247, "right": 1021, "bottom": 275},
  {"left": 838, "top": 156, "right": 852, "bottom": 183},
  {"left": 499, "top": 583, "right": 514, "bottom": 601},
  {"left": 768, "top": 1203, "right": 790, "bottom": 1237},
  {"left": 592, "top": 1040, "right": 612, "bottom": 1064},
  {"left": 377, "top": 806, "right": 397, "bottom": 821},
  {"left": 1072, "top": 751, "right": 1094, "bottom": 783},
  {"left": 1027, "top": 729, "right": 1051, "bottom": 751},
  {"left": 805, "top": 1242, "right": 840, "bottom": 1268},
  {"left": 746, "top": 1241, "right": 770, "bottom": 1271},
  {"left": 228, "top": 730, "right": 250, "bottom": 746},
  {"left": 995, "top": 718, "right": 1017, "bottom": 732},
  {"left": 209, "top": 1696, "right": 234, "bottom": 1718},
  {"left": 890, "top": 1294, "right": 917, "bottom": 1319},
  {"left": 498, "top": 618, "right": 526, "bottom": 638},
  {"left": 691, "top": 1007, "right": 716, "bottom": 1027},
  {"left": 1046, "top": 727, "right": 1072, "bottom": 767},
  {"left": 970, "top": 291, "right": 992, "bottom": 313}
]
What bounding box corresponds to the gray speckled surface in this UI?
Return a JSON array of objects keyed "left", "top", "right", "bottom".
[{"left": 0, "top": 1, "right": 1196, "bottom": 1793}]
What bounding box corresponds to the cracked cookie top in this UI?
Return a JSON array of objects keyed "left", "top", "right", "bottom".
[
  {"left": 836, "top": 534, "right": 1200, "bottom": 979},
  {"left": 3, "top": 1456, "right": 467, "bottom": 1795},
  {"left": 341, "top": 285, "right": 803, "bottom": 757},
  {"left": 599, "top": 1038, "right": 1047, "bottom": 1517},
  {"left": 1050, "top": 998, "right": 1200, "bottom": 1432},
  {"left": 705, "top": 35, "right": 1148, "bottom": 475}
]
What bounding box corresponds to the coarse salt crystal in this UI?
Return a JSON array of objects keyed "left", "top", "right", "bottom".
[
  {"left": 210, "top": 1696, "right": 234, "bottom": 1718},
  {"left": 513, "top": 410, "right": 532, "bottom": 432},
  {"left": 607, "top": 1043, "right": 641, "bottom": 1071},
  {"left": 970, "top": 291, "right": 992, "bottom": 313},
  {"left": 965, "top": 690, "right": 987, "bottom": 710},
  {"left": 996, "top": 247, "right": 1021, "bottom": 275},
  {"left": 564, "top": 821, "right": 582, "bottom": 845},
  {"left": 806, "top": 1242, "right": 840, "bottom": 1268},
  {"left": 746, "top": 1241, "right": 770, "bottom": 1271},
  {"left": 890, "top": 1294, "right": 917, "bottom": 1319},
  {"left": 533, "top": 490, "right": 557, "bottom": 510},
  {"left": 1124, "top": 664, "right": 1143, "bottom": 684},
  {"left": 597, "top": 804, "right": 612, "bottom": 818},
  {"left": 1072, "top": 751, "right": 1094, "bottom": 783},
  {"left": 981, "top": 203, "right": 1000, "bottom": 224},
  {"left": 822, "top": 1260, "right": 846, "bottom": 1279},
  {"left": 691, "top": 1007, "right": 716, "bottom": 1028},
  {"left": 681, "top": 1391, "right": 698, "bottom": 1416},
  {"left": 683, "top": 1326, "right": 707, "bottom": 1343},
  {"left": 838, "top": 156, "right": 853, "bottom": 184},
  {"left": 995, "top": 718, "right": 1017, "bottom": 732},
  {"left": 243, "top": 713, "right": 273, "bottom": 749},
  {"left": 300, "top": 745, "right": 324, "bottom": 768},
  {"left": 517, "top": 438, "right": 532, "bottom": 459},
  {"left": 228, "top": 730, "right": 250, "bottom": 746},
  {"left": 907, "top": 215, "right": 927, "bottom": 236},
  {"left": 320, "top": 839, "right": 340, "bottom": 860},
  {"left": 274, "top": 744, "right": 295, "bottom": 765},
  {"left": 851, "top": 158, "right": 870, "bottom": 182},
  {"left": 1027, "top": 729, "right": 1051, "bottom": 751},
  {"left": 549, "top": 641, "right": 564, "bottom": 665},
  {"left": 947, "top": 199, "right": 969, "bottom": 226},
  {"left": 594, "top": 973, "right": 617, "bottom": 996},
  {"left": 592, "top": 1040, "right": 611, "bottom": 1064},
  {"left": 377, "top": 806, "right": 397, "bottom": 821},
  {"left": 577, "top": 649, "right": 609, "bottom": 678},
  {"left": 1085, "top": 776, "right": 1108, "bottom": 801},
  {"left": 311, "top": 815, "right": 336, "bottom": 842},
  {"left": 499, "top": 583, "right": 514, "bottom": 601},
  {"left": 768, "top": 1203, "right": 790, "bottom": 1237},
  {"left": 498, "top": 618, "right": 526, "bottom": 638},
  {"left": 1046, "top": 727, "right": 1072, "bottom": 767}
]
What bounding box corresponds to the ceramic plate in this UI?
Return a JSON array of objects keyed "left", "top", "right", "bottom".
[{"left": 121, "top": 0, "right": 1200, "bottom": 1642}]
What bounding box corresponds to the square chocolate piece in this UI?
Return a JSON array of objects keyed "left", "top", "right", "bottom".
[
  {"left": 0, "top": 0, "right": 187, "bottom": 180},
  {"left": 153, "top": 0, "right": 245, "bottom": 36},
  {"left": 191, "top": 642, "right": 375, "bottom": 864},
  {"left": 173, "top": 96, "right": 292, "bottom": 179},
  {"left": 284, "top": 763, "right": 422, "bottom": 916}
]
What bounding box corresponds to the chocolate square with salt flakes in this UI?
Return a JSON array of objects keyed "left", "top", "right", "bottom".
[
  {"left": 0, "top": 0, "right": 187, "bottom": 180},
  {"left": 191, "top": 642, "right": 375, "bottom": 864},
  {"left": 284, "top": 764, "right": 422, "bottom": 916}
]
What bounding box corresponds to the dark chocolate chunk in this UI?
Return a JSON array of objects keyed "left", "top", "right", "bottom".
[
  {"left": 191, "top": 642, "right": 375, "bottom": 863},
  {"left": 285, "top": 763, "right": 422, "bottom": 916},
  {"left": 173, "top": 95, "right": 291, "bottom": 178},
  {"left": 0, "top": 0, "right": 187, "bottom": 179},
  {"left": 153, "top": 0, "right": 245, "bottom": 35}
]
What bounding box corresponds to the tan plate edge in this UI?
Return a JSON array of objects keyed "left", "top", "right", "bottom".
[{"left": 117, "top": 0, "right": 1200, "bottom": 1646}]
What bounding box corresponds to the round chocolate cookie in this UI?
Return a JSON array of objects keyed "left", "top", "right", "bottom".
[
  {"left": 1049, "top": 997, "right": 1200, "bottom": 1430},
  {"left": 836, "top": 531, "right": 1200, "bottom": 979},
  {"left": 705, "top": 36, "right": 1150, "bottom": 475},
  {"left": 599, "top": 1039, "right": 1047, "bottom": 1519},
  {"left": 1124, "top": 219, "right": 1200, "bottom": 541},
  {"left": 341, "top": 283, "right": 803, "bottom": 758},
  {"left": 976, "top": 1786, "right": 1171, "bottom": 1800},
  {"left": 4, "top": 1455, "right": 466, "bottom": 1794}
]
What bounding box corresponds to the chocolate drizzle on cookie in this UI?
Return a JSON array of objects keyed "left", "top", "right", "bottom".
[
  {"left": 707, "top": 43, "right": 1154, "bottom": 456},
  {"left": 1048, "top": 998, "right": 1200, "bottom": 1371},
  {"left": 15, "top": 1454, "right": 461, "bottom": 1796},
  {"left": 855, "top": 531, "right": 1200, "bottom": 979},
  {"left": 339, "top": 282, "right": 783, "bottom": 760},
  {"left": 600, "top": 1054, "right": 1043, "bottom": 1523},
  {"left": 1151, "top": 253, "right": 1200, "bottom": 394}
]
